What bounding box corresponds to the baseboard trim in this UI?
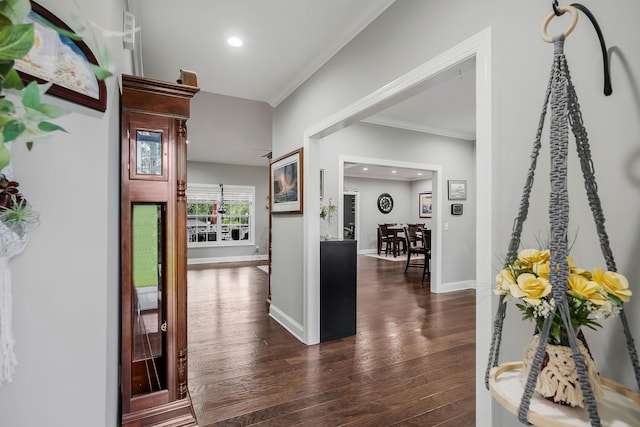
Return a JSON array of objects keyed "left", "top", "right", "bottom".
[
  {"left": 269, "top": 304, "right": 304, "bottom": 342},
  {"left": 437, "top": 280, "right": 476, "bottom": 293},
  {"left": 188, "top": 254, "right": 268, "bottom": 265}
]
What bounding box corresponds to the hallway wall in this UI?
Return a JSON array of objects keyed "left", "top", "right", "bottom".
[
  {"left": 0, "top": 1, "right": 130, "bottom": 425},
  {"left": 271, "top": 1, "right": 640, "bottom": 425}
]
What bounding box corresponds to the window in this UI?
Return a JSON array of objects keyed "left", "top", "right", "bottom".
[{"left": 186, "top": 184, "right": 255, "bottom": 247}]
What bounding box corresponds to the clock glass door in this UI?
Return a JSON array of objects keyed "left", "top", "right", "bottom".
[{"left": 131, "top": 202, "right": 167, "bottom": 396}]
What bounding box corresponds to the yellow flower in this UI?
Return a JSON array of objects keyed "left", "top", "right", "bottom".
[
  {"left": 495, "top": 268, "right": 516, "bottom": 296},
  {"left": 510, "top": 273, "right": 551, "bottom": 305},
  {"left": 567, "top": 273, "right": 607, "bottom": 305},
  {"left": 517, "top": 249, "right": 550, "bottom": 268},
  {"left": 592, "top": 268, "right": 632, "bottom": 303},
  {"left": 532, "top": 260, "right": 550, "bottom": 279}
]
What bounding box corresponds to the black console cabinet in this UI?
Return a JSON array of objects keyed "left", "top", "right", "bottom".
[{"left": 320, "top": 239, "right": 357, "bottom": 342}]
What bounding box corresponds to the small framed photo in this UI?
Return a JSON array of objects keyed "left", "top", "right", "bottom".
[
  {"left": 448, "top": 180, "right": 467, "bottom": 200},
  {"left": 419, "top": 192, "right": 432, "bottom": 218},
  {"left": 451, "top": 203, "right": 463, "bottom": 215},
  {"left": 270, "top": 148, "right": 303, "bottom": 213}
]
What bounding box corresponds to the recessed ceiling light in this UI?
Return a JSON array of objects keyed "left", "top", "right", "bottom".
[
  {"left": 227, "top": 36, "right": 243, "bottom": 47},
  {"left": 391, "top": 170, "right": 397, "bottom": 174},
  {"left": 417, "top": 172, "right": 422, "bottom": 176},
  {"left": 362, "top": 167, "right": 368, "bottom": 171}
]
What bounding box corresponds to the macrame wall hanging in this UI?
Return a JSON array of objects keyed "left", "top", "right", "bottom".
[{"left": 486, "top": 3, "right": 640, "bottom": 426}]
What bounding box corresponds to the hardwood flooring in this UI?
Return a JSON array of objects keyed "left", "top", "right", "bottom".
[{"left": 187, "top": 256, "right": 476, "bottom": 426}]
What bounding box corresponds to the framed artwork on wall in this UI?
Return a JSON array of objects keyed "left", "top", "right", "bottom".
[
  {"left": 270, "top": 148, "right": 303, "bottom": 213},
  {"left": 419, "top": 192, "right": 432, "bottom": 218},
  {"left": 448, "top": 180, "right": 467, "bottom": 200},
  {"left": 13, "top": 1, "right": 108, "bottom": 111}
]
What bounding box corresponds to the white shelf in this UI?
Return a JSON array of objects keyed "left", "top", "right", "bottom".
[{"left": 489, "top": 362, "right": 640, "bottom": 426}]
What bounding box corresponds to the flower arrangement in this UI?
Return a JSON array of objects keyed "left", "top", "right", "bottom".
[
  {"left": 495, "top": 248, "right": 632, "bottom": 345},
  {"left": 320, "top": 198, "right": 337, "bottom": 223}
]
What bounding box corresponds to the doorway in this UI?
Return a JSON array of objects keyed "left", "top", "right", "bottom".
[
  {"left": 343, "top": 192, "right": 357, "bottom": 241},
  {"left": 301, "top": 27, "right": 493, "bottom": 423}
]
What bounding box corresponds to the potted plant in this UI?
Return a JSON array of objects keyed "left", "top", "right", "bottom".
[{"left": 320, "top": 198, "right": 337, "bottom": 239}]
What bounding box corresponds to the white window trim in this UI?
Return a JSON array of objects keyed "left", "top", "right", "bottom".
[{"left": 186, "top": 183, "right": 255, "bottom": 248}]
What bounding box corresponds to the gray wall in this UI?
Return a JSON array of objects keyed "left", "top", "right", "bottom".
[
  {"left": 323, "top": 121, "right": 476, "bottom": 284},
  {"left": 271, "top": 1, "right": 640, "bottom": 426},
  {"left": 187, "top": 161, "right": 270, "bottom": 261},
  {"left": 0, "top": 0, "right": 129, "bottom": 425},
  {"left": 187, "top": 91, "right": 272, "bottom": 166}
]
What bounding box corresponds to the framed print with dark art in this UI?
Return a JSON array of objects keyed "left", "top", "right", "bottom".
[
  {"left": 419, "top": 192, "right": 432, "bottom": 218},
  {"left": 13, "top": 1, "right": 107, "bottom": 112},
  {"left": 270, "top": 148, "right": 303, "bottom": 213},
  {"left": 448, "top": 180, "right": 467, "bottom": 200}
]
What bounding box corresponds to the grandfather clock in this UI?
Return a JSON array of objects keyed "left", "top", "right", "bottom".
[{"left": 120, "top": 72, "right": 199, "bottom": 426}]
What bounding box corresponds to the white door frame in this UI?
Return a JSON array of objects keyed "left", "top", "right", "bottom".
[
  {"left": 341, "top": 190, "right": 359, "bottom": 250},
  {"left": 302, "top": 28, "right": 493, "bottom": 425},
  {"left": 338, "top": 155, "right": 442, "bottom": 289}
]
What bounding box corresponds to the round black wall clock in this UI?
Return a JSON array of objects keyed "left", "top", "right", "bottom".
[{"left": 377, "top": 193, "right": 394, "bottom": 214}]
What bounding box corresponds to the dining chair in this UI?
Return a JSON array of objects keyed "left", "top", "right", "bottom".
[
  {"left": 403, "top": 226, "right": 431, "bottom": 284},
  {"left": 377, "top": 224, "right": 393, "bottom": 256},
  {"left": 406, "top": 224, "right": 420, "bottom": 247}
]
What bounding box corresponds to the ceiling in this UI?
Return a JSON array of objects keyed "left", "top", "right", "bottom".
[{"left": 134, "top": 0, "right": 476, "bottom": 174}]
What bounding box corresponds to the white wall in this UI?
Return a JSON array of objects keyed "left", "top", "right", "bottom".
[
  {"left": 271, "top": 1, "right": 640, "bottom": 426},
  {"left": 187, "top": 161, "right": 270, "bottom": 261},
  {"left": 0, "top": 1, "right": 130, "bottom": 426}
]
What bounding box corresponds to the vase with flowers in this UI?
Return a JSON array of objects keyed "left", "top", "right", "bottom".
[
  {"left": 320, "top": 198, "right": 337, "bottom": 240},
  {"left": 495, "top": 248, "right": 632, "bottom": 407}
]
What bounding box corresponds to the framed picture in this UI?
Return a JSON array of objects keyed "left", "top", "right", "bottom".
[
  {"left": 419, "top": 192, "right": 432, "bottom": 218},
  {"left": 13, "top": 1, "right": 107, "bottom": 112},
  {"left": 270, "top": 148, "right": 303, "bottom": 213},
  {"left": 451, "top": 203, "right": 464, "bottom": 215},
  {"left": 448, "top": 180, "right": 467, "bottom": 200}
]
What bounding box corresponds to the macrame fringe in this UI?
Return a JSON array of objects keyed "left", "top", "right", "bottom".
[
  {"left": 0, "top": 256, "right": 17, "bottom": 385},
  {"left": 0, "top": 220, "right": 29, "bottom": 386}
]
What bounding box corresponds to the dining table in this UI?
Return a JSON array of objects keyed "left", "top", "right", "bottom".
[{"left": 385, "top": 225, "right": 406, "bottom": 257}]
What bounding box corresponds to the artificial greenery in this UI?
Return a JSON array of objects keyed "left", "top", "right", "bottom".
[{"left": 0, "top": 0, "right": 113, "bottom": 170}]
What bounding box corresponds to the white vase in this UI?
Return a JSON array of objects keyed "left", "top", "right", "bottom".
[{"left": 324, "top": 230, "right": 331, "bottom": 240}]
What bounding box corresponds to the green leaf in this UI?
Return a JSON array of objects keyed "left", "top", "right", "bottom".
[
  {"left": 2, "top": 118, "right": 25, "bottom": 142},
  {"left": 89, "top": 63, "right": 112, "bottom": 80},
  {"left": 0, "top": 0, "right": 31, "bottom": 24},
  {"left": 0, "top": 98, "right": 15, "bottom": 113},
  {"left": 42, "top": 22, "right": 82, "bottom": 41},
  {"left": 2, "top": 66, "right": 24, "bottom": 90},
  {"left": 2, "top": 68, "right": 24, "bottom": 90},
  {"left": 0, "top": 59, "right": 13, "bottom": 79},
  {"left": 37, "top": 102, "right": 69, "bottom": 119},
  {"left": 37, "top": 121, "right": 66, "bottom": 133},
  {"left": 0, "top": 141, "right": 10, "bottom": 170},
  {"left": 21, "top": 80, "right": 40, "bottom": 109},
  {"left": 0, "top": 23, "right": 34, "bottom": 61},
  {"left": 25, "top": 141, "right": 32, "bottom": 150}
]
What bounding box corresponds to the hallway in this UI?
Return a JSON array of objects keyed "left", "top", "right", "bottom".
[{"left": 187, "top": 256, "right": 476, "bottom": 426}]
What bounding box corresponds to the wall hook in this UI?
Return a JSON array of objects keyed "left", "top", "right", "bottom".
[{"left": 571, "top": 3, "right": 613, "bottom": 95}]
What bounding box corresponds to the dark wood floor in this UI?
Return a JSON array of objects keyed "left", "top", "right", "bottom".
[{"left": 187, "top": 255, "right": 476, "bottom": 426}]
